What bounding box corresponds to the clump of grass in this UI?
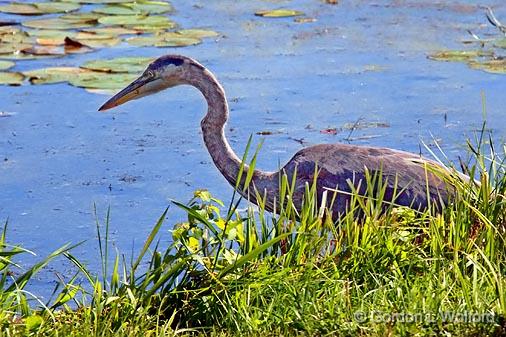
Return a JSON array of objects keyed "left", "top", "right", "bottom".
[{"left": 1, "top": 123, "right": 506, "bottom": 336}]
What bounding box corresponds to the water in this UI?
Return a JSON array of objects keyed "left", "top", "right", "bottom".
[{"left": 0, "top": 0, "right": 505, "bottom": 295}]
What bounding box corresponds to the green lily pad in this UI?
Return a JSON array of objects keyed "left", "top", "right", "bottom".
[
  {"left": 82, "top": 27, "right": 141, "bottom": 35},
  {"left": 61, "top": 0, "right": 133, "bottom": 3},
  {"left": 24, "top": 67, "right": 92, "bottom": 84},
  {"left": 81, "top": 57, "right": 154, "bottom": 73},
  {"left": 255, "top": 9, "right": 305, "bottom": 17},
  {"left": 26, "top": 29, "right": 76, "bottom": 38},
  {"left": 176, "top": 29, "right": 219, "bottom": 38},
  {"left": 69, "top": 72, "right": 137, "bottom": 89},
  {"left": 0, "top": 60, "right": 14, "bottom": 70},
  {"left": 468, "top": 59, "right": 506, "bottom": 74},
  {"left": 0, "top": 43, "right": 32, "bottom": 54},
  {"left": 126, "top": 34, "right": 200, "bottom": 47},
  {"left": 34, "top": 32, "right": 119, "bottom": 48},
  {"left": 93, "top": 1, "right": 173, "bottom": 15},
  {"left": 59, "top": 12, "right": 102, "bottom": 22},
  {"left": 0, "top": 72, "right": 24, "bottom": 85},
  {"left": 0, "top": 2, "right": 80, "bottom": 15},
  {"left": 98, "top": 15, "right": 175, "bottom": 29},
  {"left": 0, "top": 30, "right": 32, "bottom": 44},
  {"left": 427, "top": 50, "right": 493, "bottom": 62},
  {"left": 22, "top": 17, "right": 97, "bottom": 30}
]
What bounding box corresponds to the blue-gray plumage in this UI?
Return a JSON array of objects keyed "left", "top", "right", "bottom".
[{"left": 99, "top": 54, "right": 453, "bottom": 219}]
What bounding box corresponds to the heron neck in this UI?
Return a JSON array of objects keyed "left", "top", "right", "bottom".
[{"left": 185, "top": 66, "right": 248, "bottom": 189}]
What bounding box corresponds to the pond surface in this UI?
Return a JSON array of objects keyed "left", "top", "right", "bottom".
[{"left": 1, "top": 0, "right": 505, "bottom": 294}]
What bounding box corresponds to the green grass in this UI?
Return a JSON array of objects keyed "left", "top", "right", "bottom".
[{"left": 1, "top": 123, "right": 505, "bottom": 336}]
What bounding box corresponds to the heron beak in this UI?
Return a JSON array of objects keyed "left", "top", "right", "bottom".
[{"left": 98, "top": 74, "right": 157, "bottom": 112}]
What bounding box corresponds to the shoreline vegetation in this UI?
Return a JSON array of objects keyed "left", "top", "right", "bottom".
[{"left": 1, "top": 121, "right": 506, "bottom": 336}]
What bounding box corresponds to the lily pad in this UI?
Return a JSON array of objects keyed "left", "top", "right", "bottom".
[
  {"left": 61, "top": 0, "right": 134, "bottom": 3},
  {"left": 0, "top": 60, "right": 14, "bottom": 70},
  {"left": 176, "top": 29, "right": 219, "bottom": 38},
  {"left": 59, "top": 12, "right": 102, "bottom": 22},
  {"left": 255, "top": 9, "right": 305, "bottom": 18},
  {"left": 0, "top": 43, "right": 32, "bottom": 54},
  {"left": 22, "top": 38, "right": 93, "bottom": 55},
  {"left": 427, "top": 50, "right": 493, "bottom": 62},
  {"left": 98, "top": 15, "right": 175, "bottom": 29},
  {"left": 22, "top": 17, "right": 97, "bottom": 30},
  {"left": 0, "top": 72, "right": 23, "bottom": 85},
  {"left": 0, "top": 2, "right": 80, "bottom": 15},
  {"left": 468, "top": 59, "right": 506, "bottom": 74},
  {"left": 82, "top": 27, "right": 141, "bottom": 36},
  {"left": 24, "top": 67, "right": 92, "bottom": 84},
  {"left": 126, "top": 35, "right": 200, "bottom": 47},
  {"left": 69, "top": 72, "right": 137, "bottom": 89},
  {"left": 93, "top": 1, "right": 173, "bottom": 15},
  {"left": 81, "top": 57, "right": 153, "bottom": 73}
]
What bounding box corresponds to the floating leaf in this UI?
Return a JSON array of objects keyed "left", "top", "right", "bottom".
[
  {"left": 93, "top": 1, "right": 173, "bottom": 15},
  {"left": 24, "top": 67, "right": 91, "bottom": 84},
  {"left": 82, "top": 27, "right": 141, "bottom": 36},
  {"left": 22, "top": 17, "right": 97, "bottom": 30},
  {"left": 0, "top": 72, "right": 24, "bottom": 85},
  {"left": 468, "top": 59, "right": 506, "bottom": 74},
  {"left": 176, "top": 29, "right": 219, "bottom": 38},
  {"left": 0, "top": 43, "right": 32, "bottom": 54},
  {"left": 126, "top": 34, "right": 200, "bottom": 47},
  {"left": 98, "top": 15, "right": 175, "bottom": 29},
  {"left": 60, "top": 12, "right": 103, "bottom": 22},
  {"left": 22, "top": 38, "right": 92, "bottom": 55},
  {"left": 427, "top": 50, "right": 493, "bottom": 62},
  {"left": 69, "top": 72, "right": 137, "bottom": 89},
  {"left": 0, "top": 60, "right": 14, "bottom": 70},
  {"left": 255, "top": 9, "right": 305, "bottom": 18},
  {"left": 81, "top": 57, "right": 153, "bottom": 73},
  {"left": 61, "top": 0, "right": 134, "bottom": 3},
  {"left": 0, "top": 2, "right": 80, "bottom": 15}
]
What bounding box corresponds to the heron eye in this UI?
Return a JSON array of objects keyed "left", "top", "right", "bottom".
[{"left": 146, "top": 70, "right": 155, "bottom": 78}]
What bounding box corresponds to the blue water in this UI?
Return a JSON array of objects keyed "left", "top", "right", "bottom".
[{"left": 0, "top": 0, "right": 505, "bottom": 296}]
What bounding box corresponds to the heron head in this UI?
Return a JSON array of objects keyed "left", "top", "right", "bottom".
[{"left": 99, "top": 55, "right": 191, "bottom": 111}]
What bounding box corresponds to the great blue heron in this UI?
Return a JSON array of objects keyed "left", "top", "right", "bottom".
[{"left": 99, "top": 54, "right": 452, "bottom": 218}]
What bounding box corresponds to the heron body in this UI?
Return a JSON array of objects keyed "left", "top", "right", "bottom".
[{"left": 100, "top": 55, "right": 451, "bottom": 218}]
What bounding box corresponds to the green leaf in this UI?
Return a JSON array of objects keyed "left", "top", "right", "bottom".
[
  {"left": 0, "top": 60, "right": 14, "bottom": 70},
  {"left": 0, "top": 72, "right": 24, "bottom": 85},
  {"left": 126, "top": 35, "right": 200, "bottom": 47},
  {"left": 25, "top": 315, "right": 44, "bottom": 332},
  {"left": 255, "top": 9, "right": 305, "bottom": 17},
  {"left": 98, "top": 15, "right": 175, "bottom": 29},
  {"left": 81, "top": 56, "right": 154, "bottom": 73},
  {"left": 427, "top": 50, "right": 493, "bottom": 62},
  {"left": 93, "top": 1, "right": 173, "bottom": 15},
  {"left": 0, "top": 2, "right": 80, "bottom": 15},
  {"left": 24, "top": 67, "right": 91, "bottom": 84},
  {"left": 69, "top": 72, "right": 137, "bottom": 89},
  {"left": 176, "top": 28, "right": 219, "bottom": 38},
  {"left": 22, "top": 17, "right": 97, "bottom": 30}
]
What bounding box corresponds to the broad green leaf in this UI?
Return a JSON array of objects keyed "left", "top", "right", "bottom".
[
  {"left": 81, "top": 57, "right": 153, "bottom": 73},
  {"left": 22, "top": 17, "right": 97, "bottom": 30},
  {"left": 24, "top": 67, "right": 92, "bottom": 84},
  {"left": 0, "top": 72, "right": 23, "bottom": 85},
  {"left": 427, "top": 50, "right": 493, "bottom": 62},
  {"left": 468, "top": 59, "right": 506, "bottom": 74},
  {"left": 69, "top": 72, "right": 137, "bottom": 89},
  {"left": 93, "top": 1, "right": 173, "bottom": 15},
  {"left": 98, "top": 15, "right": 175, "bottom": 29},
  {"left": 126, "top": 35, "right": 200, "bottom": 47},
  {"left": 82, "top": 27, "right": 140, "bottom": 35},
  {"left": 60, "top": 12, "right": 102, "bottom": 22},
  {"left": 25, "top": 315, "right": 43, "bottom": 332},
  {"left": 255, "top": 9, "right": 305, "bottom": 17},
  {"left": 176, "top": 29, "right": 219, "bottom": 38},
  {"left": 0, "top": 60, "right": 14, "bottom": 70},
  {"left": 0, "top": 43, "right": 32, "bottom": 54},
  {"left": 0, "top": 2, "right": 80, "bottom": 15},
  {"left": 61, "top": 0, "right": 133, "bottom": 3}
]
